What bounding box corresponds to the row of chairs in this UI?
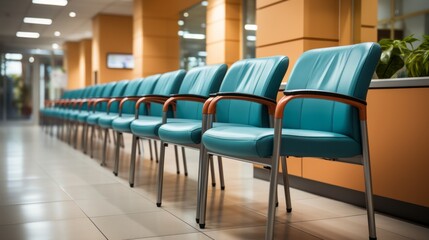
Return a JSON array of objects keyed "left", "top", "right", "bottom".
[{"left": 40, "top": 42, "right": 381, "bottom": 240}]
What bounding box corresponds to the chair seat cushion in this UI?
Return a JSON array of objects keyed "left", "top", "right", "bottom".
[
  {"left": 77, "top": 112, "right": 90, "bottom": 122},
  {"left": 67, "top": 110, "right": 80, "bottom": 121},
  {"left": 111, "top": 114, "right": 136, "bottom": 133},
  {"left": 202, "top": 126, "right": 362, "bottom": 160},
  {"left": 86, "top": 112, "right": 105, "bottom": 125},
  {"left": 98, "top": 113, "right": 119, "bottom": 129},
  {"left": 130, "top": 117, "right": 195, "bottom": 139},
  {"left": 157, "top": 119, "right": 203, "bottom": 145}
]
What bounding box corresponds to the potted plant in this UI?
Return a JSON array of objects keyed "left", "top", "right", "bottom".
[{"left": 376, "top": 35, "right": 429, "bottom": 79}]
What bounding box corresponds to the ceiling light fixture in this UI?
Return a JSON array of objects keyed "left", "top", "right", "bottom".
[
  {"left": 69, "top": 12, "right": 76, "bottom": 17},
  {"left": 178, "top": 20, "right": 184, "bottom": 26},
  {"left": 16, "top": 31, "right": 40, "bottom": 38},
  {"left": 24, "top": 17, "right": 52, "bottom": 25},
  {"left": 183, "top": 33, "right": 205, "bottom": 40},
  {"left": 29, "top": 57, "right": 35, "bottom": 63},
  {"left": 201, "top": 1, "right": 208, "bottom": 6},
  {"left": 52, "top": 43, "right": 59, "bottom": 49},
  {"left": 246, "top": 35, "right": 256, "bottom": 41},
  {"left": 244, "top": 24, "right": 258, "bottom": 31},
  {"left": 5, "top": 53, "right": 23, "bottom": 61},
  {"left": 54, "top": 31, "right": 61, "bottom": 37},
  {"left": 183, "top": 12, "right": 189, "bottom": 17},
  {"left": 32, "top": 0, "right": 68, "bottom": 6}
]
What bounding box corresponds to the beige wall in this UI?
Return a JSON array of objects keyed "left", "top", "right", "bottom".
[{"left": 92, "top": 14, "right": 133, "bottom": 84}]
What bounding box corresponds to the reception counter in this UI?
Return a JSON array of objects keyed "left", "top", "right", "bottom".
[{"left": 255, "top": 77, "right": 429, "bottom": 225}]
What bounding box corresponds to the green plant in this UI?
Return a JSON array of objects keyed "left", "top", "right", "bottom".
[
  {"left": 405, "top": 35, "right": 429, "bottom": 77},
  {"left": 376, "top": 35, "right": 417, "bottom": 79},
  {"left": 376, "top": 35, "right": 429, "bottom": 78}
]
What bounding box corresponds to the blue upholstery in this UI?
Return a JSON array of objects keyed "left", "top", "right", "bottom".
[
  {"left": 111, "top": 74, "right": 160, "bottom": 133},
  {"left": 75, "top": 84, "right": 107, "bottom": 122},
  {"left": 155, "top": 64, "right": 227, "bottom": 144},
  {"left": 86, "top": 80, "right": 128, "bottom": 126},
  {"left": 77, "top": 82, "right": 116, "bottom": 123},
  {"left": 158, "top": 57, "right": 287, "bottom": 146},
  {"left": 97, "top": 78, "right": 144, "bottom": 129},
  {"left": 130, "top": 70, "right": 186, "bottom": 137},
  {"left": 215, "top": 57, "right": 288, "bottom": 127},
  {"left": 199, "top": 43, "right": 382, "bottom": 240},
  {"left": 202, "top": 43, "right": 381, "bottom": 160}
]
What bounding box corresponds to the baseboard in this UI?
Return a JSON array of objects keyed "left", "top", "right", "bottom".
[{"left": 254, "top": 167, "right": 429, "bottom": 227}]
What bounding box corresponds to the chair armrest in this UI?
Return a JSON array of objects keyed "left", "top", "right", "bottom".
[
  {"left": 91, "top": 98, "right": 111, "bottom": 113},
  {"left": 204, "top": 92, "right": 277, "bottom": 115},
  {"left": 163, "top": 94, "right": 208, "bottom": 112},
  {"left": 134, "top": 95, "right": 170, "bottom": 118},
  {"left": 276, "top": 90, "right": 367, "bottom": 120}
]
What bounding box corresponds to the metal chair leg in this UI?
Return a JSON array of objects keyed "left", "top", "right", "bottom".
[
  {"left": 209, "top": 156, "right": 216, "bottom": 187},
  {"left": 361, "top": 121, "right": 377, "bottom": 240},
  {"left": 129, "top": 135, "right": 138, "bottom": 187},
  {"left": 148, "top": 139, "right": 153, "bottom": 160},
  {"left": 137, "top": 138, "right": 141, "bottom": 155},
  {"left": 101, "top": 128, "right": 108, "bottom": 166},
  {"left": 181, "top": 147, "right": 188, "bottom": 176},
  {"left": 113, "top": 131, "right": 121, "bottom": 176},
  {"left": 154, "top": 140, "right": 159, "bottom": 163},
  {"left": 281, "top": 156, "right": 292, "bottom": 212},
  {"left": 90, "top": 125, "right": 95, "bottom": 158},
  {"left": 217, "top": 156, "right": 225, "bottom": 190},
  {"left": 156, "top": 141, "right": 167, "bottom": 207},
  {"left": 174, "top": 145, "right": 180, "bottom": 174},
  {"left": 197, "top": 151, "right": 211, "bottom": 228}
]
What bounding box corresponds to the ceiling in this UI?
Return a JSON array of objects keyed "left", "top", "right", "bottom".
[{"left": 0, "top": 0, "right": 133, "bottom": 54}]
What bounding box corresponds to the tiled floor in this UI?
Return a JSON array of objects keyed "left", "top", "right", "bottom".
[{"left": 0, "top": 125, "right": 428, "bottom": 240}]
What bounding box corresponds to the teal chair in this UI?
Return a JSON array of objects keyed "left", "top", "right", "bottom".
[
  {"left": 74, "top": 83, "right": 108, "bottom": 152},
  {"left": 152, "top": 64, "right": 228, "bottom": 207},
  {"left": 115, "top": 69, "right": 186, "bottom": 183},
  {"left": 96, "top": 78, "right": 144, "bottom": 166},
  {"left": 111, "top": 74, "right": 160, "bottom": 171},
  {"left": 200, "top": 43, "right": 381, "bottom": 239},
  {"left": 86, "top": 80, "right": 128, "bottom": 158}
]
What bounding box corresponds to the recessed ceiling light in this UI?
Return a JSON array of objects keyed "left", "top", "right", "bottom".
[
  {"left": 32, "top": 0, "right": 68, "bottom": 6},
  {"left": 52, "top": 43, "right": 59, "bottom": 49},
  {"left": 183, "top": 12, "right": 189, "bottom": 17},
  {"left": 246, "top": 35, "right": 256, "bottom": 41},
  {"left": 16, "top": 31, "right": 40, "bottom": 38},
  {"left": 178, "top": 20, "right": 184, "bottom": 26},
  {"left": 5, "top": 53, "right": 23, "bottom": 61},
  {"left": 29, "top": 57, "right": 35, "bottom": 63},
  {"left": 183, "top": 33, "right": 205, "bottom": 40},
  {"left": 244, "top": 24, "right": 258, "bottom": 31},
  {"left": 69, "top": 12, "right": 76, "bottom": 18},
  {"left": 201, "top": 1, "right": 208, "bottom": 6},
  {"left": 54, "top": 31, "right": 61, "bottom": 37},
  {"left": 24, "top": 17, "right": 52, "bottom": 25}
]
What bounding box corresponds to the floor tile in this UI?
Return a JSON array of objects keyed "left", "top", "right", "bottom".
[
  {"left": 0, "top": 201, "right": 86, "bottom": 225},
  {"left": 75, "top": 195, "right": 160, "bottom": 217},
  {"left": 0, "top": 218, "right": 106, "bottom": 240},
  {"left": 135, "top": 232, "right": 212, "bottom": 240},
  {"left": 91, "top": 211, "right": 197, "bottom": 240}
]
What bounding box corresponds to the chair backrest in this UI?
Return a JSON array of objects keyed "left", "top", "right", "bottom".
[
  {"left": 149, "top": 70, "right": 186, "bottom": 116},
  {"left": 216, "top": 56, "right": 289, "bottom": 127},
  {"left": 124, "top": 74, "right": 160, "bottom": 115},
  {"left": 284, "top": 42, "right": 381, "bottom": 142},
  {"left": 107, "top": 79, "right": 129, "bottom": 113},
  {"left": 94, "top": 82, "right": 116, "bottom": 112},
  {"left": 176, "top": 64, "right": 227, "bottom": 120},
  {"left": 114, "top": 78, "right": 144, "bottom": 114}
]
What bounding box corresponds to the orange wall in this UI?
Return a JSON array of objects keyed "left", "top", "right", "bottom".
[
  {"left": 79, "top": 39, "right": 92, "bottom": 87},
  {"left": 206, "top": 0, "right": 241, "bottom": 65},
  {"left": 64, "top": 41, "right": 80, "bottom": 89},
  {"left": 92, "top": 14, "right": 133, "bottom": 84},
  {"left": 133, "top": 0, "right": 200, "bottom": 77}
]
